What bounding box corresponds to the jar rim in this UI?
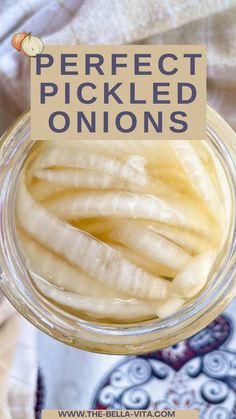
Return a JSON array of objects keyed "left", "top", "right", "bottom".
[{"left": 1, "top": 105, "right": 236, "bottom": 354}]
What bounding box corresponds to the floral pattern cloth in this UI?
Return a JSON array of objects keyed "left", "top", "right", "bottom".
[{"left": 91, "top": 313, "right": 236, "bottom": 418}]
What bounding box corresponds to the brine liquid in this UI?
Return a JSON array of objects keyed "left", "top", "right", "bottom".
[{"left": 15, "top": 140, "right": 232, "bottom": 323}]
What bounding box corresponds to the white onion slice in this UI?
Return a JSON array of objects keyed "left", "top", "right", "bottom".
[
  {"left": 204, "top": 142, "right": 232, "bottom": 242},
  {"left": 169, "top": 141, "right": 223, "bottom": 224},
  {"left": 19, "top": 231, "right": 127, "bottom": 298},
  {"left": 144, "top": 222, "right": 210, "bottom": 254},
  {"left": 35, "top": 168, "right": 125, "bottom": 189},
  {"left": 29, "top": 149, "right": 148, "bottom": 186},
  {"left": 31, "top": 272, "right": 184, "bottom": 322},
  {"left": 43, "top": 190, "right": 218, "bottom": 242},
  {"left": 155, "top": 297, "right": 185, "bottom": 318},
  {"left": 172, "top": 249, "right": 217, "bottom": 297},
  {"left": 17, "top": 178, "right": 170, "bottom": 301},
  {"left": 30, "top": 179, "right": 66, "bottom": 201},
  {"left": 32, "top": 273, "right": 158, "bottom": 320},
  {"left": 110, "top": 222, "right": 191, "bottom": 271},
  {"left": 111, "top": 243, "right": 176, "bottom": 278}
]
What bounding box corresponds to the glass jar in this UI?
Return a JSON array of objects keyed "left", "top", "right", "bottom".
[{"left": 0, "top": 105, "right": 236, "bottom": 355}]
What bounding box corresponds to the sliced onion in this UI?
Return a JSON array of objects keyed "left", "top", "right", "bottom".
[
  {"left": 17, "top": 178, "right": 170, "bottom": 301},
  {"left": 109, "top": 222, "right": 191, "bottom": 271},
  {"left": 19, "top": 230, "right": 126, "bottom": 298},
  {"left": 172, "top": 249, "right": 217, "bottom": 297},
  {"left": 32, "top": 273, "right": 158, "bottom": 321},
  {"left": 34, "top": 168, "right": 125, "bottom": 189},
  {"left": 144, "top": 222, "right": 211, "bottom": 254},
  {"left": 29, "top": 148, "right": 148, "bottom": 186},
  {"left": 43, "top": 190, "right": 218, "bottom": 243},
  {"left": 111, "top": 243, "right": 176, "bottom": 278},
  {"left": 169, "top": 141, "right": 223, "bottom": 224}
]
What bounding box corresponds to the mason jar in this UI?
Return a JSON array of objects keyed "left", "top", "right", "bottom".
[{"left": 0, "top": 105, "right": 236, "bottom": 355}]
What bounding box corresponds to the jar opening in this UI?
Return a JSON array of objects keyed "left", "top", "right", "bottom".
[{"left": 1, "top": 108, "right": 236, "bottom": 354}]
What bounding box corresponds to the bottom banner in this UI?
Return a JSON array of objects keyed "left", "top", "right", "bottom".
[{"left": 42, "top": 410, "right": 199, "bottom": 419}]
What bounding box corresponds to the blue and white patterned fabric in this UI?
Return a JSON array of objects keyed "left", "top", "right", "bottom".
[
  {"left": 92, "top": 315, "right": 236, "bottom": 418},
  {"left": 39, "top": 299, "right": 236, "bottom": 418}
]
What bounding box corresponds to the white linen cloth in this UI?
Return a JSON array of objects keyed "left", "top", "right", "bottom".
[
  {"left": 1, "top": 0, "right": 236, "bottom": 130},
  {"left": 0, "top": 293, "right": 37, "bottom": 418}
]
